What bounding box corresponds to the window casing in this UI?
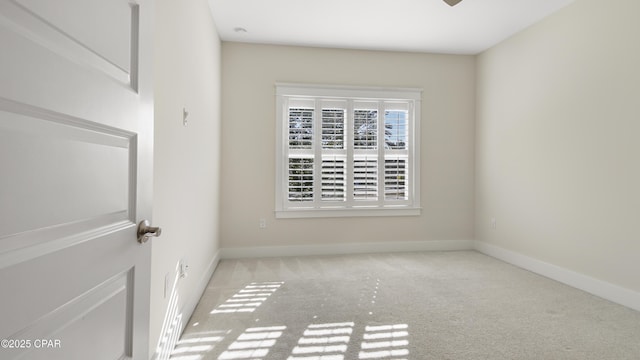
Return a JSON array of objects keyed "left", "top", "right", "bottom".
[{"left": 276, "top": 84, "right": 421, "bottom": 218}]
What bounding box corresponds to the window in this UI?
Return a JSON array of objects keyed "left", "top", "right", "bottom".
[{"left": 276, "top": 84, "right": 421, "bottom": 218}]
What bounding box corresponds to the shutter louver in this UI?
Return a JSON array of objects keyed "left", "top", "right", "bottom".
[
  {"left": 354, "top": 110, "right": 378, "bottom": 149},
  {"left": 384, "top": 157, "right": 408, "bottom": 200},
  {"left": 321, "top": 156, "right": 345, "bottom": 201},
  {"left": 289, "top": 108, "right": 313, "bottom": 149},
  {"left": 353, "top": 157, "right": 378, "bottom": 201},
  {"left": 322, "top": 109, "right": 344, "bottom": 149},
  {"left": 288, "top": 157, "right": 314, "bottom": 201}
]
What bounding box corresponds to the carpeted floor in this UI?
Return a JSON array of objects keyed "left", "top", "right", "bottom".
[{"left": 170, "top": 251, "right": 640, "bottom": 359}]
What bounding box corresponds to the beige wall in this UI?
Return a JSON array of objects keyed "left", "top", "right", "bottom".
[
  {"left": 221, "top": 43, "right": 475, "bottom": 249},
  {"left": 476, "top": 0, "right": 640, "bottom": 292},
  {"left": 151, "top": 0, "right": 221, "bottom": 356}
]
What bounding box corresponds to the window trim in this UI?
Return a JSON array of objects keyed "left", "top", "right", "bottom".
[{"left": 275, "top": 83, "right": 422, "bottom": 218}]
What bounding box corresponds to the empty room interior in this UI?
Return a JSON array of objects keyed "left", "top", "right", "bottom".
[
  {"left": 154, "top": 0, "right": 640, "bottom": 359},
  {"left": 1, "top": 0, "right": 639, "bottom": 359}
]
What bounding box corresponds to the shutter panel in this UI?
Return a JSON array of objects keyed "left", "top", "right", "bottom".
[
  {"left": 353, "top": 156, "right": 378, "bottom": 201},
  {"left": 353, "top": 106, "right": 379, "bottom": 202},
  {"left": 383, "top": 109, "right": 409, "bottom": 201},
  {"left": 288, "top": 105, "right": 315, "bottom": 203},
  {"left": 289, "top": 108, "right": 313, "bottom": 149},
  {"left": 384, "top": 110, "right": 408, "bottom": 150},
  {"left": 321, "top": 107, "right": 346, "bottom": 202},
  {"left": 321, "top": 109, "right": 344, "bottom": 149},
  {"left": 321, "top": 156, "right": 345, "bottom": 201},
  {"left": 384, "top": 157, "right": 408, "bottom": 200},
  {"left": 353, "top": 109, "right": 377, "bottom": 150},
  {"left": 288, "top": 157, "right": 314, "bottom": 202}
]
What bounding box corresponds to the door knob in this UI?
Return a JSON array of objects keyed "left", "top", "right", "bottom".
[{"left": 137, "top": 220, "right": 162, "bottom": 244}]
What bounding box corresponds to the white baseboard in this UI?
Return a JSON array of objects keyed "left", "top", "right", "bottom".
[
  {"left": 220, "top": 239, "right": 474, "bottom": 259},
  {"left": 152, "top": 249, "right": 221, "bottom": 360},
  {"left": 474, "top": 241, "right": 640, "bottom": 312},
  {"left": 179, "top": 248, "right": 221, "bottom": 329}
]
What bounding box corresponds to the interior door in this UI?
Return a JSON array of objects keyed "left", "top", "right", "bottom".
[{"left": 0, "top": 0, "right": 154, "bottom": 359}]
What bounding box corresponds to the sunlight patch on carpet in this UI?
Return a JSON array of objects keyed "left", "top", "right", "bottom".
[
  {"left": 288, "top": 322, "right": 355, "bottom": 360},
  {"left": 211, "top": 282, "right": 284, "bottom": 314},
  {"left": 170, "top": 330, "right": 230, "bottom": 360},
  {"left": 359, "top": 324, "right": 409, "bottom": 359},
  {"left": 218, "top": 326, "right": 286, "bottom": 360}
]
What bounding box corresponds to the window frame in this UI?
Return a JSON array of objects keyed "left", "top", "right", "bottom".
[{"left": 275, "top": 83, "right": 422, "bottom": 218}]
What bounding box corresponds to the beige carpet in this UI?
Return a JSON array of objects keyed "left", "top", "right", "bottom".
[{"left": 170, "top": 251, "right": 640, "bottom": 359}]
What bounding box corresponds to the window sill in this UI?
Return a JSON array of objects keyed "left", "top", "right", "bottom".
[{"left": 275, "top": 207, "right": 421, "bottom": 219}]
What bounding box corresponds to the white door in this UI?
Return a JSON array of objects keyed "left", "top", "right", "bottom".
[{"left": 0, "top": 0, "right": 155, "bottom": 359}]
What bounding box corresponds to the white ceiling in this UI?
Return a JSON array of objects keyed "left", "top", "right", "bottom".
[{"left": 208, "top": 0, "right": 575, "bottom": 55}]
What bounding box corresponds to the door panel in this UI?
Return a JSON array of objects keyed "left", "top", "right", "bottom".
[
  {"left": 0, "top": 229, "right": 139, "bottom": 359},
  {"left": 0, "top": 0, "right": 137, "bottom": 85},
  {"left": 5, "top": 268, "right": 133, "bottom": 360},
  {"left": 0, "top": 0, "right": 153, "bottom": 358},
  {"left": 0, "top": 102, "right": 132, "bottom": 240},
  {"left": 15, "top": 0, "right": 133, "bottom": 72}
]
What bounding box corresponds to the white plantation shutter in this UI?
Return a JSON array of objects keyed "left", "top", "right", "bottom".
[
  {"left": 288, "top": 157, "right": 314, "bottom": 201},
  {"left": 288, "top": 108, "right": 313, "bottom": 149},
  {"left": 384, "top": 109, "right": 408, "bottom": 150},
  {"left": 353, "top": 109, "right": 378, "bottom": 150},
  {"left": 276, "top": 84, "right": 421, "bottom": 218},
  {"left": 384, "top": 157, "right": 408, "bottom": 201},
  {"left": 321, "top": 109, "right": 344, "bottom": 149},
  {"left": 383, "top": 107, "right": 409, "bottom": 203},
  {"left": 353, "top": 156, "right": 378, "bottom": 201},
  {"left": 320, "top": 107, "right": 346, "bottom": 201},
  {"left": 321, "top": 156, "right": 345, "bottom": 201}
]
